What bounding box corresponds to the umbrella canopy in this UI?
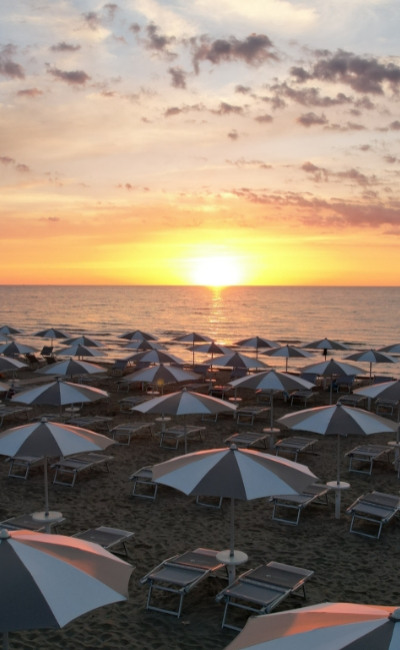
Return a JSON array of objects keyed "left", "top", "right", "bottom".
[
  {"left": 0, "top": 528, "right": 132, "bottom": 648},
  {"left": 152, "top": 445, "right": 317, "bottom": 579},
  {"left": 229, "top": 369, "right": 315, "bottom": 429},
  {"left": 344, "top": 349, "right": 397, "bottom": 379},
  {"left": 224, "top": 601, "right": 400, "bottom": 650},
  {"left": 278, "top": 403, "right": 397, "bottom": 517},
  {"left": 354, "top": 379, "right": 400, "bottom": 403},
  {"left": 122, "top": 363, "right": 200, "bottom": 392},
  {"left": 207, "top": 352, "right": 268, "bottom": 371},
  {"left": 124, "top": 339, "right": 164, "bottom": 351},
  {"left": 302, "top": 338, "right": 349, "bottom": 360},
  {"left": 0, "top": 356, "right": 27, "bottom": 373},
  {"left": 235, "top": 336, "right": 277, "bottom": 358},
  {"left": 0, "top": 342, "right": 36, "bottom": 356},
  {"left": 263, "top": 345, "right": 313, "bottom": 372},
  {"left": 194, "top": 342, "right": 231, "bottom": 356},
  {"left": 34, "top": 328, "right": 68, "bottom": 342},
  {"left": 58, "top": 344, "right": 103, "bottom": 358},
  {"left": 173, "top": 332, "right": 213, "bottom": 365},
  {"left": 301, "top": 359, "right": 363, "bottom": 404},
  {"left": 11, "top": 379, "right": 109, "bottom": 409},
  {"left": 119, "top": 329, "right": 157, "bottom": 341},
  {"left": 0, "top": 417, "right": 114, "bottom": 514},
  {"left": 63, "top": 336, "right": 102, "bottom": 347},
  {"left": 126, "top": 349, "right": 186, "bottom": 366},
  {"left": 133, "top": 388, "right": 237, "bottom": 453},
  {"left": 36, "top": 359, "right": 105, "bottom": 379},
  {"left": 0, "top": 326, "right": 21, "bottom": 337},
  {"left": 379, "top": 343, "right": 400, "bottom": 354}
]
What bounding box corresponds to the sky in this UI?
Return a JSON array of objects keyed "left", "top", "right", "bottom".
[{"left": 1, "top": 0, "right": 400, "bottom": 286}]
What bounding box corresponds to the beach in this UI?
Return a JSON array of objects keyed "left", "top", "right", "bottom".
[{"left": 1, "top": 362, "right": 400, "bottom": 650}]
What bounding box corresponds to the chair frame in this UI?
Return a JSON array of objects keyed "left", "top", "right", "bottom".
[{"left": 346, "top": 491, "right": 400, "bottom": 539}]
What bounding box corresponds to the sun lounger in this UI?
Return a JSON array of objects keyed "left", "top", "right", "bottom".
[
  {"left": 346, "top": 491, "right": 400, "bottom": 539},
  {"left": 338, "top": 394, "right": 366, "bottom": 407},
  {"left": 375, "top": 398, "right": 399, "bottom": 416},
  {"left": 159, "top": 424, "right": 206, "bottom": 450},
  {"left": 129, "top": 465, "right": 158, "bottom": 500},
  {"left": 216, "top": 561, "right": 314, "bottom": 631},
  {"left": 72, "top": 526, "right": 134, "bottom": 556},
  {"left": 270, "top": 483, "right": 331, "bottom": 526},
  {"left": 66, "top": 415, "right": 114, "bottom": 432},
  {"left": 345, "top": 444, "right": 392, "bottom": 475},
  {"left": 225, "top": 431, "right": 270, "bottom": 449},
  {"left": 274, "top": 436, "right": 318, "bottom": 462},
  {"left": 235, "top": 406, "right": 270, "bottom": 426},
  {"left": 0, "top": 512, "right": 66, "bottom": 532},
  {"left": 140, "top": 547, "right": 225, "bottom": 617},
  {"left": 6, "top": 455, "right": 45, "bottom": 479},
  {"left": 289, "top": 390, "right": 315, "bottom": 407},
  {"left": 110, "top": 421, "right": 154, "bottom": 445},
  {"left": 52, "top": 452, "right": 114, "bottom": 487}
]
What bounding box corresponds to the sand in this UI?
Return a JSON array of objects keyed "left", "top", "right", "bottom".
[{"left": 2, "top": 367, "right": 400, "bottom": 649}]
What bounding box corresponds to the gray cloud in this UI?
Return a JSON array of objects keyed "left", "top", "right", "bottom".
[
  {"left": 50, "top": 42, "right": 81, "bottom": 52},
  {"left": 168, "top": 67, "right": 187, "bottom": 89},
  {"left": 48, "top": 67, "right": 91, "bottom": 85},
  {"left": 0, "top": 45, "right": 24, "bottom": 79},
  {"left": 190, "top": 33, "right": 277, "bottom": 74},
  {"left": 297, "top": 112, "right": 328, "bottom": 127}
]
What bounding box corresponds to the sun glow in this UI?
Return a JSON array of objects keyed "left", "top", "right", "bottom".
[{"left": 190, "top": 255, "right": 244, "bottom": 287}]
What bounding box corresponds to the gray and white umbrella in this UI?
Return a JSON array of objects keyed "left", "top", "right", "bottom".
[
  {"left": 153, "top": 446, "right": 317, "bottom": 581},
  {"left": 224, "top": 601, "right": 400, "bottom": 650},
  {"left": 302, "top": 338, "right": 349, "bottom": 357},
  {"left": 36, "top": 359, "right": 105, "bottom": 380},
  {"left": 126, "top": 349, "right": 186, "bottom": 366},
  {"left": 173, "top": 332, "right": 212, "bottom": 365},
  {"left": 0, "top": 326, "right": 21, "bottom": 337},
  {"left": 263, "top": 345, "right": 313, "bottom": 372},
  {"left": 344, "top": 349, "right": 397, "bottom": 379},
  {"left": 235, "top": 336, "right": 277, "bottom": 359},
  {"left": 229, "top": 369, "right": 315, "bottom": 429},
  {"left": 0, "top": 356, "right": 27, "bottom": 373},
  {"left": 11, "top": 379, "right": 109, "bottom": 411},
  {"left": 58, "top": 344, "right": 103, "bottom": 359},
  {"left": 121, "top": 363, "right": 200, "bottom": 393},
  {"left": 379, "top": 343, "right": 400, "bottom": 355},
  {"left": 34, "top": 329, "right": 68, "bottom": 343},
  {"left": 278, "top": 403, "right": 397, "bottom": 517},
  {"left": 63, "top": 336, "right": 102, "bottom": 347},
  {"left": 133, "top": 387, "right": 237, "bottom": 452},
  {"left": 301, "top": 359, "right": 363, "bottom": 403},
  {"left": 119, "top": 330, "right": 157, "bottom": 341},
  {"left": 0, "top": 528, "right": 132, "bottom": 649},
  {"left": 207, "top": 351, "right": 268, "bottom": 371},
  {"left": 0, "top": 342, "right": 36, "bottom": 356},
  {"left": 0, "top": 418, "right": 113, "bottom": 515}
]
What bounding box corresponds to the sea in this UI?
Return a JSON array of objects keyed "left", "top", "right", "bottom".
[{"left": 1, "top": 285, "right": 399, "bottom": 376}]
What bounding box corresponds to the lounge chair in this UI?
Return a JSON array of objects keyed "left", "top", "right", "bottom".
[
  {"left": 346, "top": 491, "right": 400, "bottom": 539},
  {"left": 345, "top": 444, "right": 392, "bottom": 475},
  {"left": 225, "top": 431, "right": 271, "bottom": 449},
  {"left": 129, "top": 465, "right": 158, "bottom": 500},
  {"left": 140, "top": 547, "right": 225, "bottom": 617},
  {"left": 235, "top": 406, "right": 270, "bottom": 426},
  {"left": 110, "top": 421, "right": 154, "bottom": 445},
  {"left": 270, "top": 483, "right": 331, "bottom": 526},
  {"left": 6, "top": 455, "right": 45, "bottom": 479},
  {"left": 289, "top": 390, "right": 315, "bottom": 407},
  {"left": 159, "top": 424, "right": 206, "bottom": 450},
  {"left": 216, "top": 561, "right": 314, "bottom": 631},
  {"left": 274, "top": 436, "right": 318, "bottom": 462},
  {"left": 0, "top": 512, "right": 66, "bottom": 533},
  {"left": 52, "top": 452, "right": 114, "bottom": 487},
  {"left": 72, "top": 526, "right": 134, "bottom": 556}
]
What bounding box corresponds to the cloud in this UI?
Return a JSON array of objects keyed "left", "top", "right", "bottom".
[
  {"left": 143, "top": 22, "right": 177, "bottom": 59},
  {"left": 47, "top": 67, "right": 91, "bottom": 85},
  {"left": 82, "top": 11, "right": 102, "bottom": 30},
  {"left": 50, "top": 42, "right": 81, "bottom": 52},
  {"left": 190, "top": 33, "right": 277, "bottom": 74},
  {"left": 297, "top": 112, "right": 328, "bottom": 127},
  {"left": 213, "top": 102, "right": 245, "bottom": 116},
  {"left": 228, "top": 129, "right": 239, "bottom": 140},
  {"left": 0, "top": 45, "right": 24, "bottom": 79},
  {"left": 291, "top": 49, "right": 400, "bottom": 95},
  {"left": 17, "top": 88, "right": 43, "bottom": 98},
  {"left": 270, "top": 81, "right": 352, "bottom": 108},
  {"left": 0, "top": 156, "right": 15, "bottom": 165},
  {"left": 254, "top": 113, "right": 273, "bottom": 123},
  {"left": 168, "top": 67, "right": 187, "bottom": 89},
  {"left": 302, "top": 162, "right": 376, "bottom": 187}
]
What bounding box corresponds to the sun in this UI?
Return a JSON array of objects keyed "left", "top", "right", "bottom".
[{"left": 190, "top": 255, "right": 244, "bottom": 287}]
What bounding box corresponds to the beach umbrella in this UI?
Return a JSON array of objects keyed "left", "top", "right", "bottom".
[
  {"left": 223, "top": 601, "right": 400, "bottom": 650},
  {"left": 229, "top": 369, "right": 315, "bottom": 429},
  {"left": 124, "top": 339, "right": 164, "bottom": 351},
  {"left": 344, "top": 349, "right": 397, "bottom": 380},
  {"left": 263, "top": 345, "right": 313, "bottom": 372},
  {"left": 301, "top": 359, "right": 363, "bottom": 404},
  {"left": 302, "top": 338, "right": 349, "bottom": 359},
  {"left": 194, "top": 342, "right": 231, "bottom": 357},
  {"left": 126, "top": 349, "right": 186, "bottom": 366},
  {"left": 0, "top": 418, "right": 113, "bottom": 516},
  {"left": 173, "top": 332, "right": 212, "bottom": 366},
  {"left": 379, "top": 343, "right": 400, "bottom": 354},
  {"left": 58, "top": 344, "right": 103, "bottom": 359},
  {"left": 235, "top": 336, "right": 277, "bottom": 359},
  {"left": 0, "top": 528, "right": 132, "bottom": 649},
  {"left": 0, "top": 342, "right": 37, "bottom": 357},
  {"left": 133, "top": 387, "right": 237, "bottom": 453},
  {"left": 34, "top": 328, "right": 68, "bottom": 343},
  {"left": 63, "top": 336, "right": 102, "bottom": 347},
  {"left": 36, "top": 358, "right": 105, "bottom": 380},
  {"left": 0, "top": 356, "right": 27, "bottom": 373},
  {"left": 0, "top": 326, "right": 21, "bottom": 337},
  {"left": 11, "top": 379, "right": 109, "bottom": 412},
  {"left": 354, "top": 379, "right": 400, "bottom": 439},
  {"left": 152, "top": 445, "right": 317, "bottom": 583},
  {"left": 278, "top": 403, "right": 397, "bottom": 518},
  {"left": 121, "top": 363, "right": 200, "bottom": 394},
  {"left": 119, "top": 330, "right": 157, "bottom": 341},
  {"left": 207, "top": 352, "right": 268, "bottom": 371}
]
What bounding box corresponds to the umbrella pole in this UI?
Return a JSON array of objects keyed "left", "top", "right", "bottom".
[
  {"left": 44, "top": 457, "right": 49, "bottom": 516},
  {"left": 334, "top": 433, "right": 342, "bottom": 519}
]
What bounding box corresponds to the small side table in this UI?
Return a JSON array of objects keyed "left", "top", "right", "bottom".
[
  {"left": 262, "top": 427, "right": 281, "bottom": 450},
  {"left": 32, "top": 511, "right": 64, "bottom": 534},
  {"left": 216, "top": 549, "right": 248, "bottom": 585},
  {"left": 326, "top": 481, "right": 351, "bottom": 519},
  {"left": 155, "top": 416, "right": 171, "bottom": 433}
]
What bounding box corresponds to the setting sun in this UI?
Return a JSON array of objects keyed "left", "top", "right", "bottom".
[{"left": 190, "top": 255, "right": 244, "bottom": 287}]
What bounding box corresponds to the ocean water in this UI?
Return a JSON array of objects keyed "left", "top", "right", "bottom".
[{"left": 1, "top": 285, "right": 399, "bottom": 375}]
